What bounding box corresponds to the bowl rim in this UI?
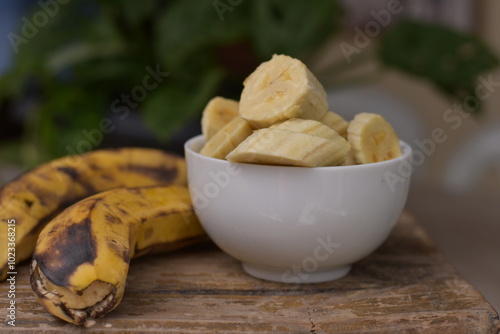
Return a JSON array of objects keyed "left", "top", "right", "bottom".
[{"left": 184, "top": 134, "right": 412, "bottom": 170}]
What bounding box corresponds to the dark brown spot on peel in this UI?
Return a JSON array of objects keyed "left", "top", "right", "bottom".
[
  {"left": 100, "top": 174, "right": 115, "bottom": 182},
  {"left": 156, "top": 208, "right": 193, "bottom": 217},
  {"left": 128, "top": 188, "right": 142, "bottom": 195},
  {"left": 117, "top": 207, "right": 128, "bottom": 215},
  {"left": 34, "top": 172, "right": 51, "bottom": 181},
  {"left": 120, "top": 164, "right": 178, "bottom": 183},
  {"left": 107, "top": 240, "right": 130, "bottom": 264},
  {"left": 143, "top": 228, "right": 153, "bottom": 240},
  {"left": 137, "top": 201, "right": 148, "bottom": 208},
  {"left": 122, "top": 250, "right": 130, "bottom": 263},
  {"left": 56, "top": 166, "right": 95, "bottom": 193},
  {"left": 35, "top": 213, "right": 98, "bottom": 287},
  {"left": 57, "top": 166, "right": 79, "bottom": 180},
  {"left": 105, "top": 214, "right": 121, "bottom": 225},
  {"left": 77, "top": 180, "right": 96, "bottom": 194},
  {"left": 88, "top": 163, "right": 101, "bottom": 171},
  {"left": 156, "top": 210, "right": 169, "bottom": 217},
  {"left": 25, "top": 183, "right": 60, "bottom": 208}
]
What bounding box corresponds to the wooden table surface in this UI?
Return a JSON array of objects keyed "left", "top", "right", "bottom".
[
  {"left": 1, "top": 212, "right": 499, "bottom": 333},
  {"left": 406, "top": 186, "right": 500, "bottom": 313}
]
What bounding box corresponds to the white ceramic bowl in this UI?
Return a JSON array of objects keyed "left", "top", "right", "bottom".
[{"left": 185, "top": 135, "right": 412, "bottom": 283}]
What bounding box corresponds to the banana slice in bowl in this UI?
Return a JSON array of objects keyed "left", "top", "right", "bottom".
[
  {"left": 201, "top": 96, "right": 239, "bottom": 140},
  {"left": 226, "top": 128, "right": 350, "bottom": 167},
  {"left": 239, "top": 54, "right": 328, "bottom": 128},
  {"left": 347, "top": 112, "right": 402, "bottom": 164}
]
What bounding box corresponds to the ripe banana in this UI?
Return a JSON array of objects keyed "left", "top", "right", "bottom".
[
  {"left": 30, "top": 185, "right": 205, "bottom": 326},
  {"left": 226, "top": 128, "right": 350, "bottom": 167},
  {"left": 0, "top": 148, "right": 186, "bottom": 281},
  {"left": 199, "top": 116, "right": 253, "bottom": 159},
  {"left": 270, "top": 118, "right": 340, "bottom": 140},
  {"left": 347, "top": 113, "right": 402, "bottom": 164},
  {"left": 239, "top": 54, "right": 328, "bottom": 128},
  {"left": 201, "top": 96, "right": 239, "bottom": 140},
  {"left": 320, "top": 111, "right": 349, "bottom": 139}
]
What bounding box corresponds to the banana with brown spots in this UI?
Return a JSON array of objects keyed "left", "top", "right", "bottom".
[
  {"left": 0, "top": 148, "right": 187, "bottom": 281},
  {"left": 30, "top": 185, "right": 205, "bottom": 326}
]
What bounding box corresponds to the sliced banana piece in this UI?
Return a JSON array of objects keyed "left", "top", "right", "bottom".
[
  {"left": 320, "top": 111, "right": 349, "bottom": 139},
  {"left": 343, "top": 147, "right": 357, "bottom": 166},
  {"left": 226, "top": 128, "right": 350, "bottom": 167},
  {"left": 199, "top": 117, "right": 253, "bottom": 160},
  {"left": 201, "top": 96, "right": 239, "bottom": 140},
  {"left": 239, "top": 54, "right": 328, "bottom": 128},
  {"left": 347, "top": 113, "right": 402, "bottom": 164},
  {"left": 270, "top": 118, "right": 340, "bottom": 140}
]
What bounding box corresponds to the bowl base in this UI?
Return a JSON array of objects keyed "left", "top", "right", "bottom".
[{"left": 242, "top": 263, "right": 351, "bottom": 284}]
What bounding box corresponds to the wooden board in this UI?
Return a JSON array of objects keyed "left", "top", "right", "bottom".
[{"left": 1, "top": 212, "right": 499, "bottom": 333}]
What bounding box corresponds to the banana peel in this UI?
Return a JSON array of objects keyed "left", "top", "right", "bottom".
[
  {"left": 30, "top": 185, "right": 205, "bottom": 326},
  {"left": 0, "top": 148, "right": 187, "bottom": 281}
]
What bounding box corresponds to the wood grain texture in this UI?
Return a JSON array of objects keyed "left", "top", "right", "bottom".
[
  {"left": 1, "top": 212, "right": 499, "bottom": 333},
  {"left": 406, "top": 186, "right": 500, "bottom": 312}
]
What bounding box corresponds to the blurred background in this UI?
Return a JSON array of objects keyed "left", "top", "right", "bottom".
[{"left": 0, "top": 0, "right": 499, "bottom": 312}]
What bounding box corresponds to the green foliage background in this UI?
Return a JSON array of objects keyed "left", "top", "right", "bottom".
[{"left": 0, "top": 0, "right": 497, "bottom": 166}]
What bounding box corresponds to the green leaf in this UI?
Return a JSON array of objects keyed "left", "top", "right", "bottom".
[
  {"left": 380, "top": 20, "right": 498, "bottom": 113},
  {"left": 249, "top": 0, "right": 345, "bottom": 60},
  {"left": 141, "top": 68, "right": 224, "bottom": 141},
  {"left": 154, "top": 0, "right": 247, "bottom": 72},
  {"left": 35, "top": 85, "right": 107, "bottom": 159},
  {"left": 0, "top": 0, "right": 349, "bottom": 164}
]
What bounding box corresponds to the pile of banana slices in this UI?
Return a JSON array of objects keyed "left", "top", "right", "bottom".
[{"left": 200, "top": 54, "right": 402, "bottom": 167}]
